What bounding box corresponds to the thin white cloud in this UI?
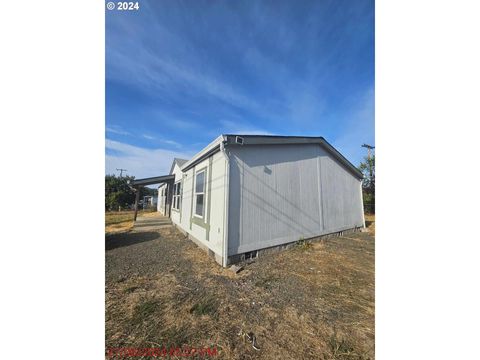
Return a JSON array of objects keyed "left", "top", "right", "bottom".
[
  {"left": 218, "top": 119, "right": 274, "bottom": 136},
  {"left": 142, "top": 134, "right": 182, "bottom": 148},
  {"left": 149, "top": 110, "right": 201, "bottom": 131},
  {"left": 106, "top": 126, "right": 130, "bottom": 136},
  {"left": 108, "top": 43, "right": 264, "bottom": 116},
  {"left": 161, "top": 139, "right": 182, "bottom": 148},
  {"left": 105, "top": 139, "right": 194, "bottom": 179}
]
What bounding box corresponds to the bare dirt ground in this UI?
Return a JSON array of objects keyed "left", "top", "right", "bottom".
[{"left": 106, "top": 223, "right": 374, "bottom": 359}]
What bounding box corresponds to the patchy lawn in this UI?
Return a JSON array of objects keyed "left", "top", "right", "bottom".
[
  {"left": 105, "top": 209, "right": 156, "bottom": 234},
  {"left": 106, "top": 226, "right": 374, "bottom": 359}
]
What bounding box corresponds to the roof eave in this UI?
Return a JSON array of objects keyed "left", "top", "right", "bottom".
[{"left": 180, "top": 135, "right": 225, "bottom": 172}]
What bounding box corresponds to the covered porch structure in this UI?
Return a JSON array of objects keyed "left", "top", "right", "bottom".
[{"left": 129, "top": 174, "right": 175, "bottom": 221}]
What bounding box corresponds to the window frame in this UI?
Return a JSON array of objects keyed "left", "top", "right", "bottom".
[
  {"left": 172, "top": 181, "right": 182, "bottom": 211},
  {"left": 193, "top": 169, "right": 206, "bottom": 218}
]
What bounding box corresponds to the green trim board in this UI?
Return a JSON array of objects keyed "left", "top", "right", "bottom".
[
  {"left": 191, "top": 215, "right": 210, "bottom": 232},
  {"left": 192, "top": 165, "right": 207, "bottom": 218},
  {"left": 189, "top": 163, "right": 211, "bottom": 240},
  {"left": 189, "top": 165, "right": 195, "bottom": 230},
  {"left": 205, "top": 156, "right": 213, "bottom": 241},
  {"left": 179, "top": 175, "right": 185, "bottom": 223}
]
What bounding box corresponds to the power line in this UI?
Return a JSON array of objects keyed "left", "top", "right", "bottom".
[
  {"left": 361, "top": 144, "right": 375, "bottom": 184},
  {"left": 361, "top": 144, "right": 375, "bottom": 160},
  {"left": 116, "top": 168, "right": 128, "bottom": 177}
]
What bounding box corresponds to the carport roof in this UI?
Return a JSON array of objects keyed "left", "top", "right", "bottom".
[{"left": 129, "top": 174, "right": 175, "bottom": 187}]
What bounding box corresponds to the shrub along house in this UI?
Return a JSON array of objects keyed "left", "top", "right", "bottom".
[{"left": 132, "top": 135, "right": 365, "bottom": 267}]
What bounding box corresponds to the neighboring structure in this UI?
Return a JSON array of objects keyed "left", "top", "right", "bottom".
[
  {"left": 142, "top": 195, "right": 157, "bottom": 209},
  {"left": 157, "top": 158, "right": 187, "bottom": 215},
  {"left": 157, "top": 183, "right": 167, "bottom": 215},
  {"left": 144, "top": 135, "right": 364, "bottom": 267}
]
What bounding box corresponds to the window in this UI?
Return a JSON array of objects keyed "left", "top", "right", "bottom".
[
  {"left": 194, "top": 170, "right": 205, "bottom": 217},
  {"left": 173, "top": 181, "right": 181, "bottom": 210}
]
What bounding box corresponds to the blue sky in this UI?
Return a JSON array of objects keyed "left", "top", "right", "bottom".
[{"left": 106, "top": 0, "right": 374, "bottom": 178}]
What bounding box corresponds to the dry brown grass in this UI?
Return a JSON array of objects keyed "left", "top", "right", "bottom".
[
  {"left": 105, "top": 209, "right": 157, "bottom": 234},
  {"left": 106, "top": 228, "right": 375, "bottom": 359},
  {"left": 105, "top": 211, "right": 134, "bottom": 234},
  {"left": 365, "top": 214, "right": 375, "bottom": 235}
]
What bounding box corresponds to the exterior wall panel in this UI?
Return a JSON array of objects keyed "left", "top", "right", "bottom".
[
  {"left": 319, "top": 148, "right": 364, "bottom": 231},
  {"left": 228, "top": 144, "right": 363, "bottom": 255},
  {"left": 172, "top": 153, "right": 227, "bottom": 259}
]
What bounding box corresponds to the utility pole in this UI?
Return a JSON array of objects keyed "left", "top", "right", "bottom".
[
  {"left": 361, "top": 144, "right": 375, "bottom": 214},
  {"left": 361, "top": 144, "right": 375, "bottom": 160},
  {"left": 361, "top": 144, "right": 375, "bottom": 178},
  {"left": 116, "top": 168, "right": 128, "bottom": 177}
]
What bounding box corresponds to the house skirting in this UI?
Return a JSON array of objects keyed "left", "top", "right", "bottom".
[
  {"left": 173, "top": 223, "right": 362, "bottom": 267},
  {"left": 226, "top": 227, "right": 363, "bottom": 265}
]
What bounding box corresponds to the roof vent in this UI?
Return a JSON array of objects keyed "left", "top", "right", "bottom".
[{"left": 235, "top": 136, "right": 244, "bottom": 145}]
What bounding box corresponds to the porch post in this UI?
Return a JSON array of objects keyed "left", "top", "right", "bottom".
[
  {"left": 167, "top": 181, "right": 173, "bottom": 218},
  {"left": 133, "top": 187, "right": 141, "bottom": 221}
]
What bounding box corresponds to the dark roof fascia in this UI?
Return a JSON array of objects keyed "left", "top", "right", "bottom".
[
  {"left": 181, "top": 144, "right": 221, "bottom": 172},
  {"left": 130, "top": 174, "right": 175, "bottom": 187},
  {"left": 222, "top": 135, "right": 363, "bottom": 180}
]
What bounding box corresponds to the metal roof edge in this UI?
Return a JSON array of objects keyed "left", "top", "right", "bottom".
[{"left": 180, "top": 135, "right": 225, "bottom": 172}]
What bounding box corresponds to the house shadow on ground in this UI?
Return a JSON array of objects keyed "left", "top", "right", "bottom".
[{"left": 105, "top": 231, "right": 160, "bottom": 251}]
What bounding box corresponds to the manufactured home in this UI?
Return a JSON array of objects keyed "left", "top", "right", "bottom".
[{"left": 136, "top": 135, "right": 365, "bottom": 267}]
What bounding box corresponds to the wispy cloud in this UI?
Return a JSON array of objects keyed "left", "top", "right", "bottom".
[
  {"left": 106, "top": 0, "right": 374, "bottom": 167},
  {"left": 106, "top": 126, "right": 130, "bottom": 136},
  {"left": 106, "top": 5, "right": 296, "bottom": 124},
  {"left": 218, "top": 119, "right": 274, "bottom": 136},
  {"left": 142, "top": 133, "right": 182, "bottom": 148},
  {"left": 107, "top": 45, "right": 266, "bottom": 118},
  {"left": 105, "top": 139, "right": 194, "bottom": 178},
  {"left": 160, "top": 139, "right": 182, "bottom": 148}
]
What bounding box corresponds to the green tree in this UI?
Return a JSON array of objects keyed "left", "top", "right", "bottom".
[
  {"left": 105, "top": 175, "right": 159, "bottom": 211},
  {"left": 105, "top": 174, "right": 136, "bottom": 211},
  {"left": 359, "top": 154, "right": 375, "bottom": 213}
]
